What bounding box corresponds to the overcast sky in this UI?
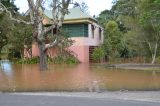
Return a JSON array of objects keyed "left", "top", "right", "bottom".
[{"left": 14, "top": 0, "right": 113, "bottom": 16}]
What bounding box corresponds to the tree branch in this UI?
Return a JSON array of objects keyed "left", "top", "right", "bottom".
[
  {"left": 0, "top": 2, "right": 33, "bottom": 24},
  {"left": 43, "top": 24, "right": 56, "bottom": 36},
  {"left": 45, "top": 38, "right": 58, "bottom": 50},
  {"left": 27, "top": 0, "right": 36, "bottom": 12},
  {"left": 36, "top": 0, "right": 44, "bottom": 11}
]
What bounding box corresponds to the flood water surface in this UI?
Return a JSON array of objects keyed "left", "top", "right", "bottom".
[{"left": 0, "top": 60, "right": 160, "bottom": 92}]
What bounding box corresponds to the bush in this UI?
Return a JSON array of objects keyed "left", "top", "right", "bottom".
[
  {"left": 15, "top": 51, "right": 80, "bottom": 65},
  {"left": 92, "top": 47, "right": 105, "bottom": 62},
  {"left": 52, "top": 55, "right": 79, "bottom": 64},
  {"left": 16, "top": 57, "right": 39, "bottom": 64}
]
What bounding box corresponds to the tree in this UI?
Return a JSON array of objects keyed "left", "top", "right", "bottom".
[
  {"left": 109, "top": 0, "right": 160, "bottom": 64},
  {"left": 1, "top": 0, "right": 74, "bottom": 70},
  {"left": 109, "top": 0, "right": 140, "bottom": 60},
  {"left": 97, "top": 8, "right": 130, "bottom": 60},
  {"left": 0, "top": 14, "right": 10, "bottom": 57},
  {"left": 97, "top": 10, "right": 114, "bottom": 26},
  {"left": 8, "top": 21, "right": 33, "bottom": 59},
  {"left": 73, "top": 1, "right": 89, "bottom": 13},
  {"left": 27, "top": 0, "right": 73, "bottom": 70},
  {"left": 0, "top": 0, "right": 18, "bottom": 59},
  {"left": 112, "top": 0, "right": 138, "bottom": 18},
  {"left": 105, "top": 21, "right": 122, "bottom": 52},
  {"left": 138, "top": 0, "right": 160, "bottom": 64}
]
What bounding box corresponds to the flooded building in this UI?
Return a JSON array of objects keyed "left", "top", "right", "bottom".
[{"left": 31, "top": 7, "right": 104, "bottom": 63}]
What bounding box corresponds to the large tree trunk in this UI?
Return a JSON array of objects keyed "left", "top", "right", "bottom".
[
  {"left": 151, "top": 54, "right": 156, "bottom": 64},
  {"left": 36, "top": 21, "right": 48, "bottom": 71},
  {"left": 146, "top": 40, "right": 158, "bottom": 64},
  {"left": 38, "top": 42, "right": 47, "bottom": 71},
  {"left": 151, "top": 43, "right": 158, "bottom": 64}
]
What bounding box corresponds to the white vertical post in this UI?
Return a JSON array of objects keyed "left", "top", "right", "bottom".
[{"left": 88, "top": 24, "right": 92, "bottom": 38}]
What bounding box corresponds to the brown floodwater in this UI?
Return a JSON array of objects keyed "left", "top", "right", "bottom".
[{"left": 0, "top": 60, "right": 160, "bottom": 92}]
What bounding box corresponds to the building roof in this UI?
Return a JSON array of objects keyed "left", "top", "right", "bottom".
[{"left": 44, "top": 7, "right": 97, "bottom": 23}]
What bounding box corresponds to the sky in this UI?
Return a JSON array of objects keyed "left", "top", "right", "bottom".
[{"left": 14, "top": 0, "right": 113, "bottom": 16}]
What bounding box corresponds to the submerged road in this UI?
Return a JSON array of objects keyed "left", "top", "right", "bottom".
[{"left": 0, "top": 91, "right": 160, "bottom": 106}]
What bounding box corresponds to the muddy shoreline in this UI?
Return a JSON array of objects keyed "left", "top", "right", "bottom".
[{"left": 106, "top": 63, "right": 160, "bottom": 70}]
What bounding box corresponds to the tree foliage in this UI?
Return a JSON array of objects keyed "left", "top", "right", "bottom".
[
  {"left": 92, "top": 47, "right": 105, "bottom": 62},
  {"left": 0, "top": 0, "right": 33, "bottom": 60},
  {"left": 8, "top": 22, "right": 33, "bottom": 59},
  {"left": 0, "top": 0, "right": 19, "bottom": 58},
  {"left": 97, "top": 0, "right": 160, "bottom": 63},
  {"left": 0, "top": 14, "right": 11, "bottom": 53},
  {"left": 138, "top": 0, "right": 160, "bottom": 63},
  {"left": 105, "top": 21, "right": 124, "bottom": 58}
]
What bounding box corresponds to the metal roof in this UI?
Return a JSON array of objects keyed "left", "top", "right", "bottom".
[{"left": 44, "top": 7, "right": 97, "bottom": 22}]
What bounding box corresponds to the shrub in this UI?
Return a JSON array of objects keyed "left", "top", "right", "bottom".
[
  {"left": 52, "top": 55, "right": 79, "bottom": 64},
  {"left": 92, "top": 47, "right": 105, "bottom": 62},
  {"left": 16, "top": 57, "right": 39, "bottom": 64}
]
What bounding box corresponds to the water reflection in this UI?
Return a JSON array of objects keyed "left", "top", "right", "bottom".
[
  {"left": 0, "top": 61, "right": 160, "bottom": 92},
  {"left": 0, "top": 60, "right": 13, "bottom": 77}
]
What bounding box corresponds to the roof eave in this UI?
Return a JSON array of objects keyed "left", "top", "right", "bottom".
[{"left": 64, "top": 18, "right": 97, "bottom": 24}]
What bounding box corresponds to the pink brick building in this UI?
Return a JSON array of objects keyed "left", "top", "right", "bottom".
[{"left": 31, "top": 7, "right": 103, "bottom": 63}]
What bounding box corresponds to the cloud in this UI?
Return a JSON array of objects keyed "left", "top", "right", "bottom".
[
  {"left": 85, "top": 0, "right": 113, "bottom": 16},
  {"left": 14, "top": 0, "right": 28, "bottom": 13},
  {"left": 14, "top": 0, "right": 113, "bottom": 15}
]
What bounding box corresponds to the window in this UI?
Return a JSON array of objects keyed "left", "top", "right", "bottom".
[{"left": 62, "top": 24, "right": 88, "bottom": 37}]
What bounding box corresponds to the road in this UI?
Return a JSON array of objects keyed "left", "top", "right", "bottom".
[{"left": 0, "top": 91, "right": 160, "bottom": 106}]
